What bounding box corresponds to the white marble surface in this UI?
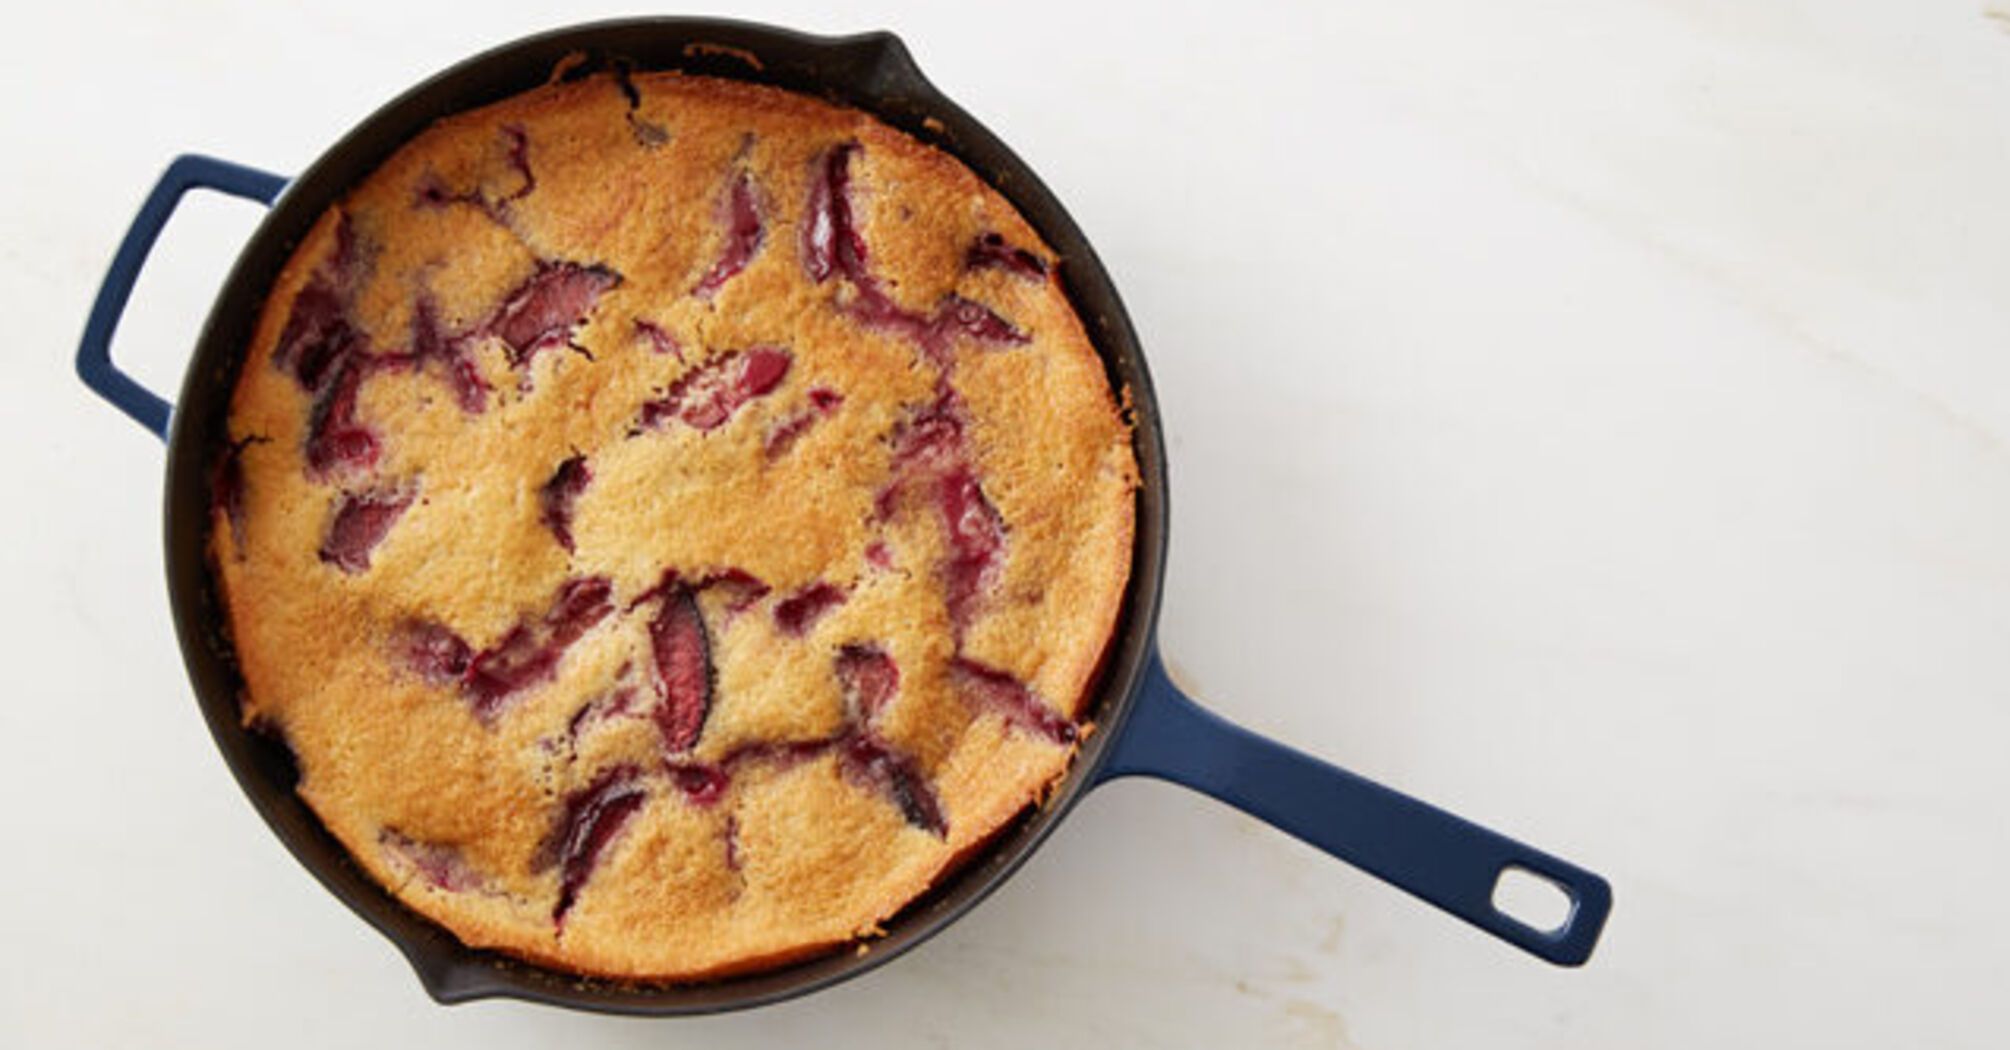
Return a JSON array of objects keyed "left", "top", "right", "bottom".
[{"left": 5, "top": 1, "right": 2008, "bottom": 1046}]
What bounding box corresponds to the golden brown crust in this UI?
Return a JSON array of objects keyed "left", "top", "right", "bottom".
[{"left": 215, "top": 72, "right": 1135, "bottom": 982}]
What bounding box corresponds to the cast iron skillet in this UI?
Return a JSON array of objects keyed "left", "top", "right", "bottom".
[{"left": 75, "top": 18, "right": 1613, "bottom": 1015}]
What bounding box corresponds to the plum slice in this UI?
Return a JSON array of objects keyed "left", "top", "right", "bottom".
[
  {"left": 693, "top": 171, "right": 765, "bottom": 298},
  {"left": 304, "top": 356, "right": 379, "bottom": 479},
  {"left": 885, "top": 392, "right": 966, "bottom": 486},
  {"left": 637, "top": 347, "right": 791, "bottom": 432},
  {"left": 648, "top": 581, "right": 713, "bottom": 754},
  {"left": 459, "top": 577, "right": 615, "bottom": 720},
  {"left": 318, "top": 486, "right": 415, "bottom": 574},
  {"left": 834, "top": 644, "right": 899, "bottom": 725},
  {"left": 534, "top": 764, "right": 647, "bottom": 925},
  {"left": 370, "top": 295, "right": 486, "bottom": 415},
  {"left": 929, "top": 295, "right": 1029, "bottom": 354},
  {"left": 402, "top": 295, "right": 489, "bottom": 414},
  {"left": 488, "top": 262, "right": 621, "bottom": 371},
  {"left": 396, "top": 621, "right": 473, "bottom": 686},
  {"left": 763, "top": 387, "right": 844, "bottom": 460},
  {"left": 666, "top": 762, "right": 730, "bottom": 806},
  {"left": 270, "top": 221, "right": 385, "bottom": 479},
  {"left": 498, "top": 124, "right": 535, "bottom": 204},
  {"left": 800, "top": 144, "right": 1030, "bottom": 364},
  {"left": 375, "top": 258, "right": 614, "bottom": 417},
  {"left": 965, "top": 231, "right": 1049, "bottom": 279},
  {"left": 829, "top": 646, "right": 942, "bottom": 833},
  {"left": 563, "top": 683, "right": 641, "bottom": 743},
  {"left": 694, "top": 567, "right": 771, "bottom": 621},
  {"left": 798, "top": 143, "right": 925, "bottom": 338},
  {"left": 772, "top": 582, "right": 846, "bottom": 637},
  {"left": 273, "top": 279, "right": 361, "bottom": 393},
  {"left": 677, "top": 738, "right": 839, "bottom": 808},
  {"left": 949, "top": 657, "right": 1079, "bottom": 745},
  {"left": 838, "top": 735, "right": 946, "bottom": 837},
  {"left": 415, "top": 124, "right": 536, "bottom": 221},
  {"left": 937, "top": 467, "right": 1006, "bottom": 631},
  {"left": 539, "top": 454, "right": 591, "bottom": 553},
  {"left": 380, "top": 829, "right": 490, "bottom": 894},
  {"left": 878, "top": 391, "right": 1010, "bottom": 631},
  {"left": 762, "top": 412, "right": 817, "bottom": 460},
  {"left": 633, "top": 318, "right": 683, "bottom": 361},
  {"left": 638, "top": 643, "right": 939, "bottom": 837},
  {"left": 803, "top": 142, "right": 869, "bottom": 285},
  {"left": 273, "top": 213, "right": 366, "bottom": 388}
]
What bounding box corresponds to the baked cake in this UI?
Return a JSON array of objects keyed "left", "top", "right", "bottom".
[{"left": 211, "top": 71, "right": 1136, "bottom": 981}]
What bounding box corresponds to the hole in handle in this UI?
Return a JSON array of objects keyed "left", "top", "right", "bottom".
[
  {"left": 117, "top": 192, "right": 270, "bottom": 399},
  {"left": 1492, "top": 865, "right": 1575, "bottom": 935}
]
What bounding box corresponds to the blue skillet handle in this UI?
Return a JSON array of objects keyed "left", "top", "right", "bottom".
[
  {"left": 1098, "top": 650, "right": 1612, "bottom": 966},
  {"left": 77, "top": 155, "right": 288, "bottom": 439}
]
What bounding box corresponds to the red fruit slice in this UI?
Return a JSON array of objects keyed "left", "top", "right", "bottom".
[
  {"left": 304, "top": 356, "right": 379, "bottom": 479},
  {"left": 693, "top": 171, "right": 765, "bottom": 298},
  {"left": 842, "top": 282, "right": 934, "bottom": 343},
  {"left": 929, "top": 294, "right": 1030, "bottom": 351},
  {"left": 763, "top": 387, "right": 844, "bottom": 460},
  {"left": 880, "top": 393, "right": 965, "bottom": 514},
  {"left": 799, "top": 143, "right": 1031, "bottom": 365},
  {"left": 937, "top": 467, "right": 1006, "bottom": 630},
  {"left": 497, "top": 124, "right": 535, "bottom": 204},
  {"left": 666, "top": 762, "right": 729, "bottom": 806},
  {"left": 877, "top": 390, "right": 1011, "bottom": 629},
  {"left": 637, "top": 347, "right": 792, "bottom": 432},
  {"left": 273, "top": 279, "right": 360, "bottom": 392},
  {"left": 463, "top": 634, "right": 560, "bottom": 715},
  {"left": 762, "top": 412, "right": 816, "bottom": 459},
  {"left": 694, "top": 567, "right": 772, "bottom": 620},
  {"left": 633, "top": 319, "right": 683, "bottom": 361},
  {"left": 278, "top": 233, "right": 382, "bottom": 482},
  {"left": 535, "top": 764, "right": 647, "bottom": 924},
  {"left": 965, "top": 232, "right": 1049, "bottom": 279},
  {"left": 318, "top": 486, "right": 415, "bottom": 574},
  {"left": 414, "top": 125, "right": 536, "bottom": 221},
  {"left": 274, "top": 209, "right": 373, "bottom": 405},
  {"left": 649, "top": 582, "right": 713, "bottom": 754},
  {"left": 772, "top": 582, "right": 846, "bottom": 637},
  {"left": 838, "top": 734, "right": 946, "bottom": 837},
  {"left": 842, "top": 290, "right": 1029, "bottom": 367},
  {"left": 380, "top": 829, "right": 490, "bottom": 893},
  {"left": 488, "top": 262, "right": 621, "bottom": 369},
  {"left": 834, "top": 644, "right": 899, "bottom": 724},
  {"left": 539, "top": 455, "right": 592, "bottom": 553},
  {"left": 803, "top": 142, "right": 868, "bottom": 284},
  {"left": 407, "top": 295, "right": 489, "bottom": 414},
  {"left": 718, "top": 736, "right": 838, "bottom": 773},
  {"left": 462, "top": 577, "right": 615, "bottom": 720},
  {"left": 396, "top": 621, "right": 473, "bottom": 685},
  {"left": 564, "top": 683, "right": 640, "bottom": 742},
  {"left": 949, "top": 658, "right": 1079, "bottom": 744}
]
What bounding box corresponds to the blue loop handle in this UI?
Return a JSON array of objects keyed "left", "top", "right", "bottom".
[
  {"left": 1099, "top": 651, "right": 1613, "bottom": 966},
  {"left": 77, "top": 154, "right": 288, "bottom": 439}
]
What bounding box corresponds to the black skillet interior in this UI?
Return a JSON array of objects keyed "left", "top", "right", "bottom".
[{"left": 159, "top": 18, "right": 1168, "bottom": 1014}]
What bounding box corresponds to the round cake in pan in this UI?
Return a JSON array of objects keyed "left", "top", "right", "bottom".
[{"left": 212, "top": 71, "right": 1136, "bottom": 981}]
